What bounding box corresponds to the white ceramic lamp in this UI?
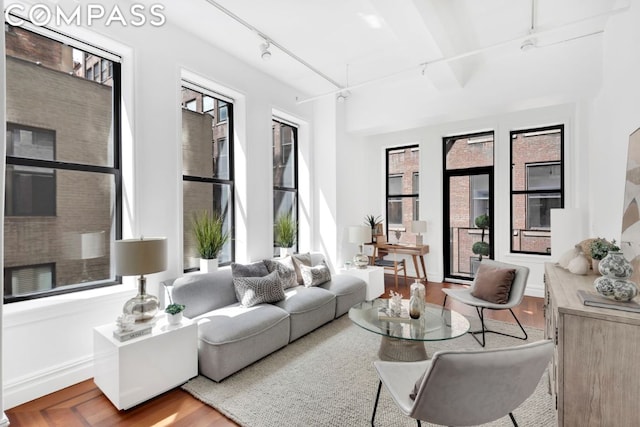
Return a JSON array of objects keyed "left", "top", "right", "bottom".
[
  {"left": 115, "top": 237, "right": 167, "bottom": 322},
  {"left": 412, "top": 220, "right": 427, "bottom": 246},
  {"left": 349, "top": 226, "right": 371, "bottom": 269}
]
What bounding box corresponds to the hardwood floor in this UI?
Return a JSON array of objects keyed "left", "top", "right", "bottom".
[{"left": 6, "top": 275, "right": 544, "bottom": 426}]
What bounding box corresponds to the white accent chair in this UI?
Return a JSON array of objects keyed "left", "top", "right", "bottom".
[
  {"left": 441, "top": 259, "right": 529, "bottom": 347},
  {"left": 371, "top": 339, "right": 553, "bottom": 426}
]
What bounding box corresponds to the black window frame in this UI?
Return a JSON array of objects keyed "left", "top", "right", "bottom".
[
  {"left": 385, "top": 145, "right": 419, "bottom": 235},
  {"left": 272, "top": 119, "right": 299, "bottom": 254},
  {"left": 4, "top": 24, "right": 122, "bottom": 303},
  {"left": 182, "top": 87, "right": 235, "bottom": 272},
  {"left": 509, "top": 124, "right": 564, "bottom": 255}
]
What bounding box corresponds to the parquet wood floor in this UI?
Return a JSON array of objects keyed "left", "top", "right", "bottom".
[{"left": 6, "top": 275, "right": 544, "bottom": 426}]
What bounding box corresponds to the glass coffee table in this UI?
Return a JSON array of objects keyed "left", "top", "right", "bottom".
[{"left": 349, "top": 299, "right": 470, "bottom": 361}]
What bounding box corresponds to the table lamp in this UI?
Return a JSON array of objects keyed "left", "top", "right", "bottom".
[
  {"left": 412, "top": 220, "right": 427, "bottom": 246},
  {"left": 115, "top": 237, "right": 167, "bottom": 322},
  {"left": 349, "top": 226, "right": 371, "bottom": 269}
]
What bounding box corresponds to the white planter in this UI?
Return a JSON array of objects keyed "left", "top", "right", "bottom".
[
  {"left": 200, "top": 258, "right": 218, "bottom": 272},
  {"left": 279, "top": 247, "right": 293, "bottom": 258},
  {"left": 166, "top": 311, "right": 183, "bottom": 326}
]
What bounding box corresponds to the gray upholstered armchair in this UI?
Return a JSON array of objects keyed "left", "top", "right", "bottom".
[
  {"left": 441, "top": 259, "right": 530, "bottom": 347},
  {"left": 371, "top": 339, "right": 553, "bottom": 426}
]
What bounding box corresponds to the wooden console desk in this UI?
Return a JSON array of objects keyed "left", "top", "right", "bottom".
[
  {"left": 367, "top": 243, "right": 429, "bottom": 282},
  {"left": 545, "top": 263, "right": 640, "bottom": 426}
]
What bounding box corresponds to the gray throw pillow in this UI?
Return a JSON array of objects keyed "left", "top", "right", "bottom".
[
  {"left": 264, "top": 257, "right": 297, "bottom": 289},
  {"left": 292, "top": 253, "right": 312, "bottom": 285},
  {"left": 231, "top": 261, "right": 269, "bottom": 278},
  {"left": 299, "top": 261, "right": 331, "bottom": 287},
  {"left": 232, "top": 271, "right": 285, "bottom": 307}
]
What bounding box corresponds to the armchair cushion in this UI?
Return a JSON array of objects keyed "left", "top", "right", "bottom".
[{"left": 471, "top": 264, "right": 516, "bottom": 304}]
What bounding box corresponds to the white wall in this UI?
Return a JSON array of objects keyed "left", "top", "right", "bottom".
[
  {"left": 589, "top": 0, "right": 640, "bottom": 240},
  {"left": 1, "top": 4, "right": 318, "bottom": 408}
]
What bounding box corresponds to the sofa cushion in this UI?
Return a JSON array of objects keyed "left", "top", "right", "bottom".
[
  {"left": 300, "top": 262, "right": 332, "bottom": 287},
  {"left": 172, "top": 269, "right": 237, "bottom": 318},
  {"left": 274, "top": 286, "right": 336, "bottom": 341},
  {"left": 319, "top": 274, "right": 367, "bottom": 317},
  {"left": 292, "top": 253, "right": 312, "bottom": 285},
  {"left": 233, "top": 271, "right": 285, "bottom": 307},
  {"left": 264, "top": 257, "right": 297, "bottom": 289}
]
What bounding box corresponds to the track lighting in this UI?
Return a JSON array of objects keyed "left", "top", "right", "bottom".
[
  {"left": 520, "top": 38, "right": 537, "bottom": 52},
  {"left": 336, "top": 90, "right": 351, "bottom": 103},
  {"left": 260, "top": 41, "right": 271, "bottom": 61}
]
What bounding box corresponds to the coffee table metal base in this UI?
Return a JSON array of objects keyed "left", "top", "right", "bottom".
[{"left": 378, "top": 336, "right": 428, "bottom": 361}]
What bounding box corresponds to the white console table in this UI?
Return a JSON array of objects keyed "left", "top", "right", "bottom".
[
  {"left": 341, "top": 266, "right": 385, "bottom": 300},
  {"left": 93, "top": 317, "right": 198, "bottom": 410}
]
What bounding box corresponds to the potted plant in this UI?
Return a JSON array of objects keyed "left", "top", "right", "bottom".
[
  {"left": 471, "top": 214, "right": 490, "bottom": 272},
  {"left": 192, "top": 210, "right": 230, "bottom": 272},
  {"left": 364, "top": 214, "right": 383, "bottom": 243},
  {"left": 590, "top": 238, "right": 620, "bottom": 272},
  {"left": 275, "top": 213, "right": 297, "bottom": 257},
  {"left": 163, "top": 282, "right": 185, "bottom": 326}
]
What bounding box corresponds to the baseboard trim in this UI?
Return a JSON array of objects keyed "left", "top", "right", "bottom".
[
  {"left": 4, "top": 355, "right": 94, "bottom": 410},
  {"left": 0, "top": 413, "right": 9, "bottom": 426}
]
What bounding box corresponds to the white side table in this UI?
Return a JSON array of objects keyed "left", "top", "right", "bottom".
[
  {"left": 93, "top": 317, "right": 198, "bottom": 410},
  {"left": 341, "top": 266, "right": 385, "bottom": 300}
]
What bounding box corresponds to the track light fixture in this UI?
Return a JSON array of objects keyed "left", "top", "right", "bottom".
[
  {"left": 260, "top": 41, "right": 272, "bottom": 61},
  {"left": 520, "top": 38, "right": 537, "bottom": 52},
  {"left": 336, "top": 90, "right": 351, "bottom": 103}
]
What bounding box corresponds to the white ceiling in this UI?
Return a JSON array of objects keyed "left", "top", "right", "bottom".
[{"left": 160, "top": 0, "right": 624, "bottom": 102}]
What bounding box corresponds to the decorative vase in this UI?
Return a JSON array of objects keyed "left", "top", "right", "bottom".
[
  {"left": 409, "top": 294, "right": 421, "bottom": 319},
  {"left": 279, "top": 247, "right": 294, "bottom": 258},
  {"left": 410, "top": 281, "right": 425, "bottom": 314},
  {"left": 167, "top": 311, "right": 183, "bottom": 326},
  {"left": 591, "top": 258, "right": 600, "bottom": 273},
  {"left": 594, "top": 251, "right": 638, "bottom": 301},
  {"left": 200, "top": 258, "right": 218, "bottom": 273}
]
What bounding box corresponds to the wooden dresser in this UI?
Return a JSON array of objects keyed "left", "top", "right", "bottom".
[{"left": 544, "top": 263, "right": 640, "bottom": 426}]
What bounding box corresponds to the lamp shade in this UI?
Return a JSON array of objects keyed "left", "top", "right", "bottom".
[
  {"left": 349, "top": 226, "right": 371, "bottom": 244},
  {"left": 115, "top": 237, "right": 167, "bottom": 276},
  {"left": 411, "top": 221, "right": 427, "bottom": 234}
]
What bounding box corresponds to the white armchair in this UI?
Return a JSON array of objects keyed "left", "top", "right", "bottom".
[
  {"left": 441, "top": 259, "right": 530, "bottom": 347},
  {"left": 371, "top": 339, "right": 553, "bottom": 426}
]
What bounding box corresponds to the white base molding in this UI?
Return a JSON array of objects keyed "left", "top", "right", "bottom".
[
  {"left": 0, "top": 413, "right": 9, "bottom": 426},
  {"left": 3, "top": 355, "right": 93, "bottom": 410}
]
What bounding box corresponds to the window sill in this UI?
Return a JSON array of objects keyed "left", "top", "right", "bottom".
[{"left": 3, "top": 284, "right": 135, "bottom": 327}]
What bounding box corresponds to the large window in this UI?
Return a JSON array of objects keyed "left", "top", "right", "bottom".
[
  {"left": 4, "top": 24, "right": 121, "bottom": 302},
  {"left": 181, "top": 83, "right": 234, "bottom": 271},
  {"left": 510, "top": 125, "right": 564, "bottom": 255},
  {"left": 272, "top": 119, "right": 298, "bottom": 255},
  {"left": 386, "top": 146, "right": 419, "bottom": 244}
]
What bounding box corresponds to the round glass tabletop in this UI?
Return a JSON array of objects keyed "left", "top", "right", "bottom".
[{"left": 349, "top": 299, "right": 470, "bottom": 342}]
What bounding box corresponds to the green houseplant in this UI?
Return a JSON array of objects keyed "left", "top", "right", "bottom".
[
  {"left": 163, "top": 282, "right": 185, "bottom": 325},
  {"left": 364, "top": 214, "right": 383, "bottom": 242},
  {"left": 472, "top": 213, "right": 490, "bottom": 261},
  {"left": 192, "top": 210, "right": 230, "bottom": 272},
  {"left": 590, "top": 238, "right": 620, "bottom": 272},
  {"left": 275, "top": 213, "right": 297, "bottom": 256}
]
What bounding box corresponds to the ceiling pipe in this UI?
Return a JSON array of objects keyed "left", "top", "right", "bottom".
[
  {"left": 204, "top": 0, "right": 344, "bottom": 90},
  {"left": 296, "top": 4, "right": 629, "bottom": 104}
]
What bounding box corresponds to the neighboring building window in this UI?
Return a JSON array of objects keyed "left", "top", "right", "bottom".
[
  {"left": 412, "top": 172, "right": 419, "bottom": 220},
  {"left": 510, "top": 125, "right": 564, "bottom": 254},
  {"left": 386, "top": 146, "right": 419, "bottom": 243},
  {"left": 181, "top": 84, "right": 234, "bottom": 271},
  {"left": 4, "top": 24, "right": 121, "bottom": 302},
  {"left": 272, "top": 119, "right": 298, "bottom": 255},
  {"left": 219, "top": 101, "right": 228, "bottom": 122}
]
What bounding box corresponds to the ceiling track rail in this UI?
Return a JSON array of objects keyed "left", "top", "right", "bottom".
[
  {"left": 296, "top": 4, "right": 630, "bottom": 104},
  {"left": 204, "top": 0, "right": 343, "bottom": 90}
]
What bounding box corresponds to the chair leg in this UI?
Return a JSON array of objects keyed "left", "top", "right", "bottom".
[
  {"left": 469, "top": 307, "right": 528, "bottom": 347},
  {"left": 416, "top": 420, "right": 421, "bottom": 427},
  {"left": 508, "top": 412, "right": 518, "bottom": 426},
  {"left": 371, "top": 380, "right": 382, "bottom": 426}
]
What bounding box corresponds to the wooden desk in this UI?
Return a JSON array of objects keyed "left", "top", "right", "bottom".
[{"left": 367, "top": 243, "right": 429, "bottom": 282}]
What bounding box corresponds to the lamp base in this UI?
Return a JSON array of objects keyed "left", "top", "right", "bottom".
[
  {"left": 353, "top": 253, "right": 369, "bottom": 269},
  {"left": 415, "top": 234, "right": 423, "bottom": 246},
  {"left": 123, "top": 276, "right": 159, "bottom": 322}
]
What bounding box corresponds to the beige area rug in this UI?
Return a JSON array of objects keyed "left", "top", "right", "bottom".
[{"left": 182, "top": 314, "right": 555, "bottom": 427}]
